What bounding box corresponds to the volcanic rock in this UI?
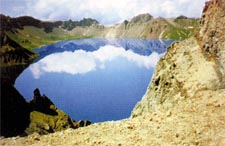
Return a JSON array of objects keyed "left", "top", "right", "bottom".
[{"left": 25, "top": 88, "right": 77, "bottom": 135}]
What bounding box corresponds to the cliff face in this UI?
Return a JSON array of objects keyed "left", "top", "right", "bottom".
[
  {"left": 132, "top": 37, "right": 225, "bottom": 115},
  {"left": 132, "top": 0, "right": 225, "bottom": 117},
  {"left": 199, "top": 0, "right": 225, "bottom": 86},
  {"left": 130, "top": 1, "right": 225, "bottom": 114},
  {"left": 130, "top": 1, "right": 225, "bottom": 144}
]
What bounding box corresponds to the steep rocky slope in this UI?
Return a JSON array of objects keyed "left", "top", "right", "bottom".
[
  {"left": 199, "top": 0, "right": 225, "bottom": 86},
  {"left": 0, "top": 33, "right": 37, "bottom": 83},
  {"left": 132, "top": 0, "right": 225, "bottom": 117},
  {"left": 132, "top": 37, "right": 225, "bottom": 116},
  {"left": 1, "top": 33, "right": 36, "bottom": 137},
  {"left": 0, "top": 0, "right": 224, "bottom": 145}
]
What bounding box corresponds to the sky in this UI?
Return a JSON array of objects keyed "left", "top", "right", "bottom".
[{"left": 0, "top": 0, "right": 208, "bottom": 25}]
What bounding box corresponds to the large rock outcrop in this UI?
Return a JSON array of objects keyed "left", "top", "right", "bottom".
[
  {"left": 130, "top": 2, "right": 225, "bottom": 144},
  {"left": 130, "top": 1, "right": 225, "bottom": 144},
  {"left": 132, "top": 0, "right": 225, "bottom": 117},
  {"left": 25, "top": 89, "right": 77, "bottom": 135},
  {"left": 132, "top": 36, "right": 225, "bottom": 115},
  {"left": 199, "top": 0, "right": 225, "bottom": 86}
]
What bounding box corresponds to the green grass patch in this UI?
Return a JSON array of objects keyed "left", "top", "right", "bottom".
[
  {"left": 162, "top": 23, "right": 194, "bottom": 40},
  {"left": 6, "top": 26, "right": 91, "bottom": 51}
]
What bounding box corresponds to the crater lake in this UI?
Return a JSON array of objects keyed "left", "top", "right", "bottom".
[{"left": 15, "top": 38, "right": 173, "bottom": 122}]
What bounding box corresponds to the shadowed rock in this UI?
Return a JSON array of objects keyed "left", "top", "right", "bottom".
[
  {"left": 78, "top": 120, "right": 92, "bottom": 127},
  {"left": 0, "top": 84, "right": 30, "bottom": 137},
  {"left": 29, "top": 88, "right": 57, "bottom": 116},
  {"left": 25, "top": 88, "right": 92, "bottom": 135},
  {"left": 25, "top": 88, "right": 74, "bottom": 135}
]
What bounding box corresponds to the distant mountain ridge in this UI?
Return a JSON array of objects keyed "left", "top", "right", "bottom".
[
  {"left": 61, "top": 18, "right": 99, "bottom": 30},
  {"left": 0, "top": 13, "right": 199, "bottom": 50},
  {"left": 0, "top": 14, "right": 61, "bottom": 33},
  {"left": 0, "top": 14, "right": 99, "bottom": 33}
]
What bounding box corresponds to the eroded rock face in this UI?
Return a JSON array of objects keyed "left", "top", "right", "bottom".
[
  {"left": 132, "top": 38, "right": 224, "bottom": 116},
  {"left": 132, "top": 0, "right": 225, "bottom": 117},
  {"left": 199, "top": 0, "right": 225, "bottom": 87}
]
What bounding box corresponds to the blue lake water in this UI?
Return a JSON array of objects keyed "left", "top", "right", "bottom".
[{"left": 15, "top": 38, "right": 173, "bottom": 122}]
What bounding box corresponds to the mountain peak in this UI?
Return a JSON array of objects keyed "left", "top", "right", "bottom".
[
  {"left": 130, "top": 13, "right": 153, "bottom": 23},
  {"left": 176, "top": 15, "right": 188, "bottom": 19}
]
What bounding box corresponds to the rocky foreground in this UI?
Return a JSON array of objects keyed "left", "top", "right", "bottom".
[
  {"left": 1, "top": 0, "right": 224, "bottom": 145},
  {"left": 0, "top": 87, "right": 224, "bottom": 145}
]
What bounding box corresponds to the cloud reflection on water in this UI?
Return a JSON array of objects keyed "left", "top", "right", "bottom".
[{"left": 30, "top": 45, "right": 163, "bottom": 79}]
